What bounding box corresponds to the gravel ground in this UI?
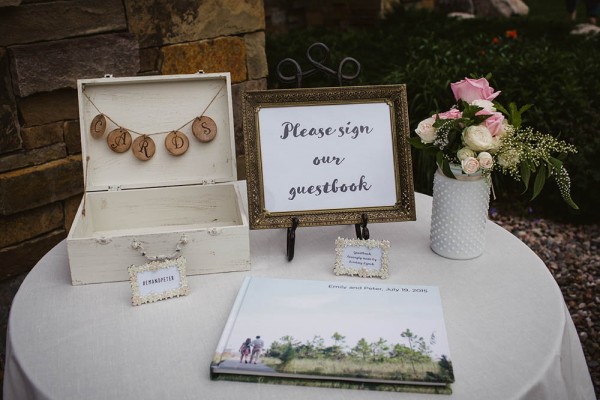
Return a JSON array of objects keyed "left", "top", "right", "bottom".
[{"left": 490, "top": 210, "right": 600, "bottom": 397}]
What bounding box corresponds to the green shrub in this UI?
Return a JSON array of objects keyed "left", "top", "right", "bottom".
[{"left": 266, "top": 8, "right": 600, "bottom": 221}]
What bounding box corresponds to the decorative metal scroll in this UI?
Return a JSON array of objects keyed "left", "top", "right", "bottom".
[{"left": 276, "top": 42, "right": 361, "bottom": 88}]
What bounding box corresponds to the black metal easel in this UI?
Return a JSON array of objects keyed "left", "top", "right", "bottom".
[
  {"left": 276, "top": 42, "right": 361, "bottom": 88},
  {"left": 277, "top": 43, "right": 365, "bottom": 261}
]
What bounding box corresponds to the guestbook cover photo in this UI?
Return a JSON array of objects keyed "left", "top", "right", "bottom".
[{"left": 211, "top": 277, "right": 454, "bottom": 394}]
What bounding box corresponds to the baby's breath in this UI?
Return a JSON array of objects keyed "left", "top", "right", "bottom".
[
  {"left": 555, "top": 165, "right": 577, "bottom": 209},
  {"left": 497, "top": 127, "right": 577, "bottom": 179},
  {"left": 432, "top": 121, "right": 452, "bottom": 151}
]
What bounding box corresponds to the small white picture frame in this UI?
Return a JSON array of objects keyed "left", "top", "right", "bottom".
[
  {"left": 128, "top": 257, "right": 189, "bottom": 306},
  {"left": 334, "top": 237, "right": 390, "bottom": 279}
]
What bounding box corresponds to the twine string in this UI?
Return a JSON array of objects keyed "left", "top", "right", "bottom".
[{"left": 82, "top": 85, "right": 224, "bottom": 137}]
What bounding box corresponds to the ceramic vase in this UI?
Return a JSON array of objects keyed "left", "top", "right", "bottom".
[{"left": 430, "top": 166, "right": 491, "bottom": 259}]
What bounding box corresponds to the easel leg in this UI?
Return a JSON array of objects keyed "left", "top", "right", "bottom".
[{"left": 286, "top": 217, "right": 299, "bottom": 261}]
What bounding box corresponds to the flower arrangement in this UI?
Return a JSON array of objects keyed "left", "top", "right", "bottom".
[{"left": 410, "top": 76, "right": 578, "bottom": 209}]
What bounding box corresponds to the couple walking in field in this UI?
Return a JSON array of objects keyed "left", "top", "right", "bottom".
[{"left": 239, "top": 335, "right": 264, "bottom": 364}]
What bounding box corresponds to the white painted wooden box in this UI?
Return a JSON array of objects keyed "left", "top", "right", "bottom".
[{"left": 67, "top": 73, "right": 250, "bottom": 285}]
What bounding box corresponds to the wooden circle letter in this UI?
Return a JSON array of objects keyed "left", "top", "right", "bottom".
[{"left": 165, "top": 131, "right": 189, "bottom": 156}]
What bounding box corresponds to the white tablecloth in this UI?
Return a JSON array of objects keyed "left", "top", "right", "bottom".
[{"left": 4, "top": 188, "right": 596, "bottom": 400}]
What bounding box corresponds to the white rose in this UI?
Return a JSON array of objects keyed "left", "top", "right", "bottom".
[
  {"left": 471, "top": 99, "right": 496, "bottom": 112},
  {"left": 497, "top": 149, "right": 520, "bottom": 168},
  {"left": 415, "top": 117, "right": 437, "bottom": 143},
  {"left": 463, "top": 125, "right": 494, "bottom": 151},
  {"left": 461, "top": 156, "right": 480, "bottom": 174},
  {"left": 489, "top": 136, "right": 502, "bottom": 153},
  {"left": 457, "top": 147, "right": 475, "bottom": 161},
  {"left": 477, "top": 151, "right": 494, "bottom": 169}
]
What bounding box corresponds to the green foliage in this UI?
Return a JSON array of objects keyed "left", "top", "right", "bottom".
[
  {"left": 496, "top": 126, "right": 578, "bottom": 207},
  {"left": 350, "top": 338, "right": 372, "bottom": 360},
  {"left": 424, "top": 355, "right": 455, "bottom": 383},
  {"left": 370, "top": 338, "right": 391, "bottom": 362},
  {"left": 280, "top": 344, "right": 297, "bottom": 365},
  {"left": 495, "top": 102, "right": 532, "bottom": 129},
  {"left": 266, "top": 8, "right": 600, "bottom": 221},
  {"left": 269, "top": 336, "right": 299, "bottom": 366},
  {"left": 268, "top": 331, "right": 435, "bottom": 365},
  {"left": 439, "top": 355, "right": 455, "bottom": 382},
  {"left": 265, "top": 331, "right": 448, "bottom": 383}
]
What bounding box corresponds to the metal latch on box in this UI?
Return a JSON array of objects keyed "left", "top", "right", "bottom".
[
  {"left": 207, "top": 227, "right": 222, "bottom": 236},
  {"left": 108, "top": 185, "right": 121, "bottom": 191}
]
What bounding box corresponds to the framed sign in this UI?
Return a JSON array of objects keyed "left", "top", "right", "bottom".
[
  {"left": 334, "top": 237, "right": 390, "bottom": 279},
  {"left": 128, "top": 257, "right": 189, "bottom": 306},
  {"left": 243, "top": 85, "right": 415, "bottom": 229}
]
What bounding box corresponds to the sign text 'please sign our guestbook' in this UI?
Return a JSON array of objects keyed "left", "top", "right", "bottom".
[{"left": 243, "top": 85, "right": 416, "bottom": 229}]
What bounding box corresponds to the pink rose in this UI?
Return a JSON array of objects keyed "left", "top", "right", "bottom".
[
  {"left": 451, "top": 78, "right": 501, "bottom": 103},
  {"left": 436, "top": 108, "right": 463, "bottom": 120},
  {"left": 461, "top": 157, "right": 480, "bottom": 174},
  {"left": 476, "top": 110, "right": 505, "bottom": 137},
  {"left": 477, "top": 152, "right": 494, "bottom": 170}
]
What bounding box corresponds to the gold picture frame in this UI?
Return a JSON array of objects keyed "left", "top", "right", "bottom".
[
  {"left": 128, "top": 257, "right": 189, "bottom": 306},
  {"left": 334, "top": 237, "right": 390, "bottom": 279},
  {"left": 243, "top": 85, "right": 415, "bottom": 229}
]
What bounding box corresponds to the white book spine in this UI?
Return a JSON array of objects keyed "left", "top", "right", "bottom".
[{"left": 214, "top": 276, "right": 252, "bottom": 356}]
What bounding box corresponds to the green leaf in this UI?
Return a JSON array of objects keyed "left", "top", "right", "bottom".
[
  {"left": 563, "top": 195, "right": 579, "bottom": 210},
  {"left": 545, "top": 161, "right": 553, "bottom": 178},
  {"left": 508, "top": 102, "right": 522, "bottom": 128},
  {"left": 518, "top": 104, "right": 533, "bottom": 115},
  {"left": 436, "top": 152, "right": 455, "bottom": 178},
  {"left": 519, "top": 163, "right": 531, "bottom": 192},
  {"left": 436, "top": 150, "right": 443, "bottom": 165},
  {"left": 435, "top": 151, "right": 444, "bottom": 171},
  {"left": 447, "top": 128, "right": 460, "bottom": 148},
  {"left": 473, "top": 114, "right": 491, "bottom": 125},
  {"left": 548, "top": 156, "right": 563, "bottom": 173},
  {"left": 494, "top": 102, "right": 510, "bottom": 117},
  {"left": 462, "top": 103, "right": 483, "bottom": 119},
  {"left": 409, "top": 136, "right": 428, "bottom": 149},
  {"left": 432, "top": 116, "right": 445, "bottom": 128},
  {"left": 531, "top": 165, "right": 547, "bottom": 200},
  {"left": 457, "top": 99, "right": 470, "bottom": 111}
]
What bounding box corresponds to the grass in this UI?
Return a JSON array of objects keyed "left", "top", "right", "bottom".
[{"left": 274, "top": 357, "right": 442, "bottom": 382}]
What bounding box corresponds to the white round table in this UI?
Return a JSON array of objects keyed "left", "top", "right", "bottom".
[{"left": 3, "top": 189, "right": 595, "bottom": 400}]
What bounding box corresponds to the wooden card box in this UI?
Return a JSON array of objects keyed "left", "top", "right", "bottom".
[{"left": 67, "top": 73, "right": 250, "bottom": 285}]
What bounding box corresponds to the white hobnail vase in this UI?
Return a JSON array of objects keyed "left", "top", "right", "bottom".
[{"left": 430, "top": 165, "right": 491, "bottom": 259}]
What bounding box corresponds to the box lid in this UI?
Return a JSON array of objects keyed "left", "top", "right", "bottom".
[{"left": 78, "top": 73, "right": 237, "bottom": 192}]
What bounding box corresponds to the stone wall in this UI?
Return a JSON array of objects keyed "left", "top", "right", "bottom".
[{"left": 0, "top": 0, "right": 268, "bottom": 280}]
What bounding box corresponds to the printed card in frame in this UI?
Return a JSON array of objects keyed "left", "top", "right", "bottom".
[
  {"left": 334, "top": 237, "right": 390, "bottom": 279},
  {"left": 243, "top": 85, "right": 415, "bottom": 229},
  {"left": 128, "top": 257, "right": 189, "bottom": 306}
]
